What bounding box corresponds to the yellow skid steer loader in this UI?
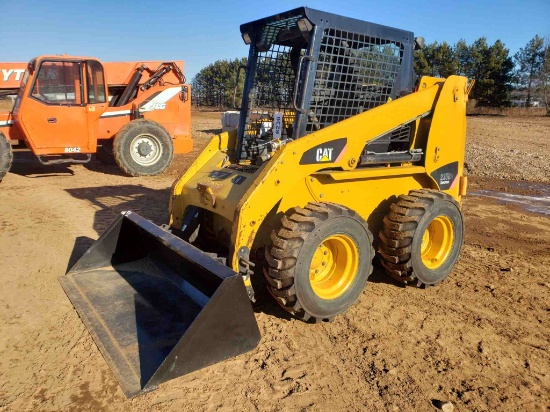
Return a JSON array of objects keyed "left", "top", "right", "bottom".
[{"left": 60, "top": 7, "right": 473, "bottom": 397}]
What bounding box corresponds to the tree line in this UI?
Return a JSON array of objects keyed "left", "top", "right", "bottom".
[
  {"left": 191, "top": 58, "right": 247, "bottom": 108},
  {"left": 191, "top": 35, "right": 550, "bottom": 113},
  {"left": 415, "top": 35, "right": 549, "bottom": 110}
]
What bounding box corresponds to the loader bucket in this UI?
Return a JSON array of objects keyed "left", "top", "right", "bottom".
[{"left": 59, "top": 212, "right": 261, "bottom": 398}]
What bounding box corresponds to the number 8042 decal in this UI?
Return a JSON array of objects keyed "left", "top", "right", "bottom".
[{"left": 64, "top": 147, "right": 81, "bottom": 153}]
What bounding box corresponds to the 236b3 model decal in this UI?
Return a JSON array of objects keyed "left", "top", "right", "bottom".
[
  {"left": 430, "top": 161, "right": 459, "bottom": 190},
  {"left": 299, "top": 138, "right": 347, "bottom": 165}
]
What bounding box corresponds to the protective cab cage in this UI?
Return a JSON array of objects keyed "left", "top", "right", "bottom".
[{"left": 236, "top": 7, "right": 416, "bottom": 161}]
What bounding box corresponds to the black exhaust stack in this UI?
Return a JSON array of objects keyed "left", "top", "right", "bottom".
[{"left": 60, "top": 212, "right": 261, "bottom": 398}]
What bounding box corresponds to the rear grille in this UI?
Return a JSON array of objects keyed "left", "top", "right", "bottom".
[{"left": 364, "top": 121, "right": 414, "bottom": 154}]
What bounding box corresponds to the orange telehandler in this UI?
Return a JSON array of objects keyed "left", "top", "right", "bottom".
[{"left": 0, "top": 56, "right": 192, "bottom": 181}]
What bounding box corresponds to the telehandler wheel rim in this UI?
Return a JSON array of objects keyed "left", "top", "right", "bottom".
[
  {"left": 421, "top": 216, "right": 454, "bottom": 270},
  {"left": 309, "top": 234, "right": 359, "bottom": 300},
  {"left": 130, "top": 134, "right": 163, "bottom": 166}
]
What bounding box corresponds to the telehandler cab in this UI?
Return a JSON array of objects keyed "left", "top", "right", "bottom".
[{"left": 61, "top": 7, "right": 473, "bottom": 397}]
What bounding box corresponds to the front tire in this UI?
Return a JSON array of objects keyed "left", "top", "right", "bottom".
[
  {"left": 379, "top": 189, "right": 464, "bottom": 286},
  {"left": 0, "top": 131, "right": 13, "bottom": 182},
  {"left": 265, "top": 202, "right": 374, "bottom": 322},
  {"left": 113, "top": 119, "right": 174, "bottom": 176}
]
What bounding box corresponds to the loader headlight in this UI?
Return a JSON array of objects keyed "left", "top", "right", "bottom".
[
  {"left": 297, "top": 18, "right": 312, "bottom": 33},
  {"left": 242, "top": 32, "right": 252, "bottom": 45},
  {"left": 414, "top": 37, "right": 425, "bottom": 50}
]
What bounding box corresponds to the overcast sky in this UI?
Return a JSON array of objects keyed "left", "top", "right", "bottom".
[{"left": 1, "top": 0, "right": 549, "bottom": 80}]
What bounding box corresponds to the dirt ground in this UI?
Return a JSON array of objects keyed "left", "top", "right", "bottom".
[{"left": 0, "top": 112, "right": 548, "bottom": 412}]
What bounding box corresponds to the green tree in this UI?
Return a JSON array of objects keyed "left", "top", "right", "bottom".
[
  {"left": 454, "top": 39, "right": 471, "bottom": 76},
  {"left": 486, "top": 40, "right": 514, "bottom": 107},
  {"left": 539, "top": 37, "right": 550, "bottom": 115},
  {"left": 414, "top": 47, "right": 431, "bottom": 76},
  {"left": 191, "top": 58, "right": 247, "bottom": 107},
  {"left": 433, "top": 42, "right": 455, "bottom": 78},
  {"left": 514, "top": 35, "right": 545, "bottom": 106},
  {"left": 467, "top": 38, "right": 514, "bottom": 108},
  {"left": 414, "top": 37, "right": 514, "bottom": 108},
  {"left": 414, "top": 41, "right": 457, "bottom": 77}
]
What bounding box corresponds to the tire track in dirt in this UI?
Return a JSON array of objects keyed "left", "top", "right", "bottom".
[
  {"left": 0, "top": 158, "right": 181, "bottom": 410},
  {"left": 0, "top": 167, "right": 120, "bottom": 411}
]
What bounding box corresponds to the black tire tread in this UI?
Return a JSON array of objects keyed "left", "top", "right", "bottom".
[
  {"left": 265, "top": 202, "right": 374, "bottom": 322},
  {"left": 0, "top": 131, "right": 13, "bottom": 182},
  {"left": 378, "top": 189, "right": 461, "bottom": 286},
  {"left": 113, "top": 119, "right": 173, "bottom": 176}
]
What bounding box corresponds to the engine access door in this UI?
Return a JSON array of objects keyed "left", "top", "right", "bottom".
[{"left": 15, "top": 59, "right": 105, "bottom": 155}]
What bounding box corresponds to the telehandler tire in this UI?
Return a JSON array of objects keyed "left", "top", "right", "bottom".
[
  {"left": 379, "top": 189, "right": 464, "bottom": 287},
  {"left": 113, "top": 119, "right": 174, "bottom": 176},
  {"left": 265, "top": 202, "right": 374, "bottom": 322},
  {"left": 0, "top": 131, "right": 13, "bottom": 182}
]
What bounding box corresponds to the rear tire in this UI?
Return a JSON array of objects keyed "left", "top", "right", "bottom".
[
  {"left": 265, "top": 202, "right": 374, "bottom": 322},
  {"left": 379, "top": 189, "right": 464, "bottom": 286},
  {"left": 0, "top": 131, "right": 13, "bottom": 182},
  {"left": 113, "top": 119, "right": 174, "bottom": 176}
]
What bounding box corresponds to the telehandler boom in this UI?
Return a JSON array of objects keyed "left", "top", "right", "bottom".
[
  {"left": 0, "top": 57, "right": 192, "bottom": 180},
  {"left": 61, "top": 7, "right": 472, "bottom": 397}
]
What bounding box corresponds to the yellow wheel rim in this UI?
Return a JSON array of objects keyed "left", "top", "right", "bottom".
[
  {"left": 421, "top": 216, "right": 454, "bottom": 269},
  {"left": 309, "top": 235, "right": 359, "bottom": 300}
]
